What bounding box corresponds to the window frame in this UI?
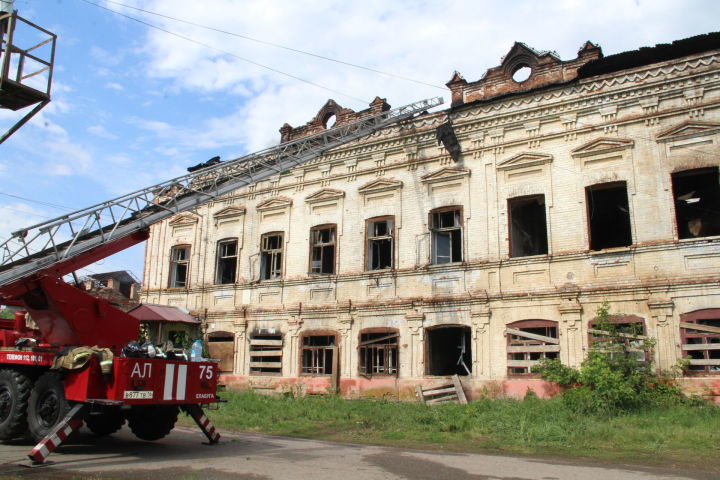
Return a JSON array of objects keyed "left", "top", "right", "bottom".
[
  {"left": 507, "top": 194, "right": 548, "bottom": 258},
  {"left": 506, "top": 319, "right": 560, "bottom": 376},
  {"left": 429, "top": 206, "right": 463, "bottom": 265},
  {"left": 309, "top": 224, "right": 337, "bottom": 275},
  {"left": 215, "top": 238, "right": 238, "bottom": 285},
  {"left": 680, "top": 309, "right": 720, "bottom": 375},
  {"left": 358, "top": 328, "right": 399, "bottom": 377},
  {"left": 169, "top": 244, "right": 190, "bottom": 288},
  {"left": 299, "top": 331, "right": 338, "bottom": 376},
  {"left": 260, "top": 232, "right": 284, "bottom": 281},
  {"left": 365, "top": 216, "right": 395, "bottom": 271},
  {"left": 585, "top": 181, "right": 633, "bottom": 251},
  {"left": 671, "top": 167, "right": 720, "bottom": 240}
]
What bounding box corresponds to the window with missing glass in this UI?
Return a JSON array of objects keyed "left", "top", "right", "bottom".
[
  {"left": 169, "top": 245, "right": 190, "bottom": 288},
  {"left": 215, "top": 239, "right": 238, "bottom": 284},
  {"left": 506, "top": 320, "right": 559, "bottom": 376},
  {"left": 672, "top": 167, "right": 720, "bottom": 239},
  {"left": 300, "top": 333, "right": 337, "bottom": 375},
  {"left": 366, "top": 216, "right": 394, "bottom": 270},
  {"left": 430, "top": 207, "right": 463, "bottom": 264},
  {"left": 588, "top": 315, "right": 648, "bottom": 363},
  {"left": 358, "top": 329, "right": 399, "bottom": 376},
  {"left": 260, "top": 232, "right": 283, "bottom": 280},
  {"left": 309, "top": 225, "right": 336, "bottom": 274}
]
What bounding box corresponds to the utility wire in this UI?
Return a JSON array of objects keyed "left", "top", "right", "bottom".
[
  {"left": 98, "top": 0, "right": 446, "bottom": 91},
  {"left": 0, "top": 191, "right": 75, "bottom": 211},
  {"left": 79, "top": 0, "right": 370, "bottom": 105}
]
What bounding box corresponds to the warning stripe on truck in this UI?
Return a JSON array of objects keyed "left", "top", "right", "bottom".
[{"left": 163, "top": 363, "right": 188, "bottom": 401}]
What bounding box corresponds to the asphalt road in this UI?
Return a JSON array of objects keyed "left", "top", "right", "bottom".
[{"left": 0, "top": 427, "right": 714, "bottom": 480}]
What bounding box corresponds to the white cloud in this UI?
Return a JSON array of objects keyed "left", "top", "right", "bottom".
[{"left": 105, "top": 82, "right": 125, "bottom": 91}]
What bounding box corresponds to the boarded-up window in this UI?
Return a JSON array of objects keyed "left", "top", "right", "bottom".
[
  {"left": 680, "top": 309, "right": 720, "bottom": 374},
  {"left": 249, "top": 331, "right": 283, "bottom": 375},
  {"left": 506, "top": 320, "right": 559, "bottom": 376},
  {"left": 301, "top": 333, "right": 337, "bottom": 375},
  {"left": 359, "top": 329, "right": 398, "bottom": 376},
  {"left": 206, "top": 331, "right": 234, "bottom": 373},
  {"left": 588, "top": 315, "right": 647, "bottom": 363}
]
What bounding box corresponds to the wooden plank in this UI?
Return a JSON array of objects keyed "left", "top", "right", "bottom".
[
  {"left": 416, "top": 385, "right": 426, "bottom": 404},
  {"left": 680, "top": 322, "right": 720, "bottom": 335},
  {"left": 359, "top": 333, "right": 399, "bottom": 346},
  {"left": 452, "top": 375, "right": 467, "bottom": 405},
  {"left": 505, "top": 328, "right": 559, "bottom": 344},
  {"left": 507, "top": 345, "right": 561, "bottom": 353},
  {"left": 249, "top": 361, "right": 282, "bottom": 368},
  {"left": 249, "top": 350, "right": 283, "bottom": 357},
  {"left": 687, "top": 359, "right": 720, "bottom": 366},
  {"left": 682, "top": 344, "right": 720, "bottom": 351},
  {"left": 422, "top": 386, "right": 456, "bottom": 396},
  {"left": 249, "top": 338, "right": 283, "bottom": 346},
  {"left": 506, "top": 360, "right": 539, "bottom": 367},
  {"left": 426, "top": 395, "right": 458, "bottom": 405},
  {"left": 588, "top": 328, "right": 648, "bottom": 340},
  {"left": 206, "top": 341, "right": 234, "bottom": 372}
]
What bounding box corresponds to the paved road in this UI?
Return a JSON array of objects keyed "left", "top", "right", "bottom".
[{"left": 0, "top": 427, "right": 714, "bottom": 480}]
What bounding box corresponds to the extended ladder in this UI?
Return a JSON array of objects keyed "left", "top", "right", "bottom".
[{"left": 0, "top": 96, "right": 443, "bottom": 288}]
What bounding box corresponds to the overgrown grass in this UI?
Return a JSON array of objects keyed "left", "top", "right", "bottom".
[{"left": 184, "top": 390, "right": 720, "bottom": 469}]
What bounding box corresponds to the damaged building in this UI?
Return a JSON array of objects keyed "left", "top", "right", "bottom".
[{"left": 141, "top": 32, "right": 720, "bottom": 399}]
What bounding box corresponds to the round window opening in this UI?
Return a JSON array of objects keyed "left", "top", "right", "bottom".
[
  {"left": 512, "top": 65, "right": 532, "bottom": 83},
  {"left": 324, "top": 113, "right": 337, "bottom": 129}
]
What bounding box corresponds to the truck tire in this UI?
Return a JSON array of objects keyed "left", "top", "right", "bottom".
[
  {"left": 27, "top": 372, "right": 70, "bottom": 442},
  {"left": 126, "top": 405, "right": 178, "bottom": 441},
  {"left": 0, "top": 369, "right": 32, "bottom": 442},
  {"left": 85, "top": 408, "right": 125, "bottom": 436}
]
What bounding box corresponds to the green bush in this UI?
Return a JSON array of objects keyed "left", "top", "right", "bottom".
[{"left": 533, "top": 301, "right": 690, "bottom": 414}]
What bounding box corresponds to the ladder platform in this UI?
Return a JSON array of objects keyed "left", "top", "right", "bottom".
[{"left": 0, "top": 78, "right": 48, "bottom": 111}]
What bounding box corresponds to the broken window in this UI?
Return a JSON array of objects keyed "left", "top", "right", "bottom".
[
  {"left": 309, "top": 225, "right": 336, "bottom": 274},
  {"left": 215, "top": 238, "right": 238, "bottom": 284},
  {"left": 586, "top": 182, "right": 632, "bottom": 250},
  {"left": 588, "top": 315, "right": 647, "bottom": 363},
  {"left": 358, "top": 329, "right": 399, "bottom": 376},
  {"left": 301, "top": 333, "right": 337, "bottom": 375},
  {"left": 207, "top": 331, "right": 235, "bottom": 373},
  {"left": 508, "top": 195, "right": 548, "bottom": 257},
  {"left": 506, "top": 320, "right": 559, "bottom": 376},
  {"left": 260, "top": 232, "right": 283, "bottom": 280},
  {"left": 430, "top": 207, "right": 463, "bottom": 264},
  {"left": 672, "top": 167, "right": 720, "bottom": 239},
  {"left": 169, "top": 245, "right": 190, "bottom": 288},
  {"left": 426, "top": 326, "right": 472, "bottom": 376},
  {"left": 249, "top": 330, "right": 283, "bottom": 375},
  {"left": 366, "top": 216, "right": 394, "bottom": 270},
  {"left": 680, "top": 309, "right": 720, "bottom": 374}
]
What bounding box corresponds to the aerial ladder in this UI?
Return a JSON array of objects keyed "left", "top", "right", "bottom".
[{"left": 0, "top": 95, "right": 443, "bottom": 463}]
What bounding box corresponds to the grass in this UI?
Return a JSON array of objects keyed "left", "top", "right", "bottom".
[{"left": 180, "top": 390, "right": 720, "bottom": 470}]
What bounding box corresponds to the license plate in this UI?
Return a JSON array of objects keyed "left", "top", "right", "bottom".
[{"left": 123, "top": 390, "right": 154, "bottom": 399}]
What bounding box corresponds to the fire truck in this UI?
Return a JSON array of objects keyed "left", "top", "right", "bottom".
[{"left": 0, "top": 7, "right": 443, "bottom": 464}]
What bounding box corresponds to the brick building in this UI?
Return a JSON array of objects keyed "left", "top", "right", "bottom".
[{"left": 141, "top": 33, "right": 720, "bottom": 399}]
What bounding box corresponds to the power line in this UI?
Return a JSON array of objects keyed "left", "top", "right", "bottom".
[
  {"left": 79, "top": 0, "right": 370, "bottom": 105},
  {"left": 0, "top": 191, "right": 75, "bottom": 211},
  {"left": 97, "top": 0, "right": 446, "bottom": 91}
]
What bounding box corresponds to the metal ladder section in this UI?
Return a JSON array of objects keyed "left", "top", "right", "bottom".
[{"left": 0, "top": 96, "right": 443, "bottom": 287}]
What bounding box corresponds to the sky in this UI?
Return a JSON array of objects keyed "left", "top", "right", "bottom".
[{"left": 1, "top": 0, "right": 719, "bottom": 284}]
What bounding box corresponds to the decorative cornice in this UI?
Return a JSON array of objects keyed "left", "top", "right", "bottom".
[
  {"left": 571, "top": 137, "right": 634, "bottom": 158},
  {"left": 256, "top": 196, "right": 292, "bottom": 211},
  {"left": 358, "top": 178, "right": 403, "bottom": 194},
  {"left": 656, "top": 120, "right": 720, "bottom": 142},
  {"left": 213, "top": 206, "right": 246, "bottom": 218},
  {"left": 420, "top": 167, "right": 470, "bottom": 183},
  {"left": 497, "top": 152, "right": 553, "bottom": 171},
  {"left": 304, "top": 188, "right": 345, "bottom": 204},
  {"left": 169, "top": 214, "right": 199, "bottom": 226}
]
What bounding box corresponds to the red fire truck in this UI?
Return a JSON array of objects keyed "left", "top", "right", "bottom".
[{"left": 0, "top": 11, "right": 442, "bottom": 461}]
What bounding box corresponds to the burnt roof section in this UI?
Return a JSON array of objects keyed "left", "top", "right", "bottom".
[{"left": 578, "top": 31, "right": 720, "bottom": 78}]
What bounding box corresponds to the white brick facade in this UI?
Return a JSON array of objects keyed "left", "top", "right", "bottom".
[{"left": 142, "top": 35, "right": 720, "bottom": 399}]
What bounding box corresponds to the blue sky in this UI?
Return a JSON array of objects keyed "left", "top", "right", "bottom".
[{"left": 1, "top": 0, "right": 719, "bottom": 284}]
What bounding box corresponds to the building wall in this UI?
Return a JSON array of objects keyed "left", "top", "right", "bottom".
[{"left": 142, "top": 37, "right": 720, "bottom": 400}]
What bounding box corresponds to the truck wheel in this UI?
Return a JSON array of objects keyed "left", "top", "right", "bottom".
[
  {"left": 85, "top": 408, "right": 125, "bottom": 436},
  {"left": 27, "top": 372, "right": 70, "bottom": 442},
  {"left": 0, "top": 369, "right": 32, "bottom": 442},
  {"left": 126, "top": 405, "right": 178, "bottom": 441}
]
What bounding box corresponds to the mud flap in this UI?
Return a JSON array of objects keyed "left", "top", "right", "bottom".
[{"left": 181, "top": 404, "right": 220, "bottom": 444}]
